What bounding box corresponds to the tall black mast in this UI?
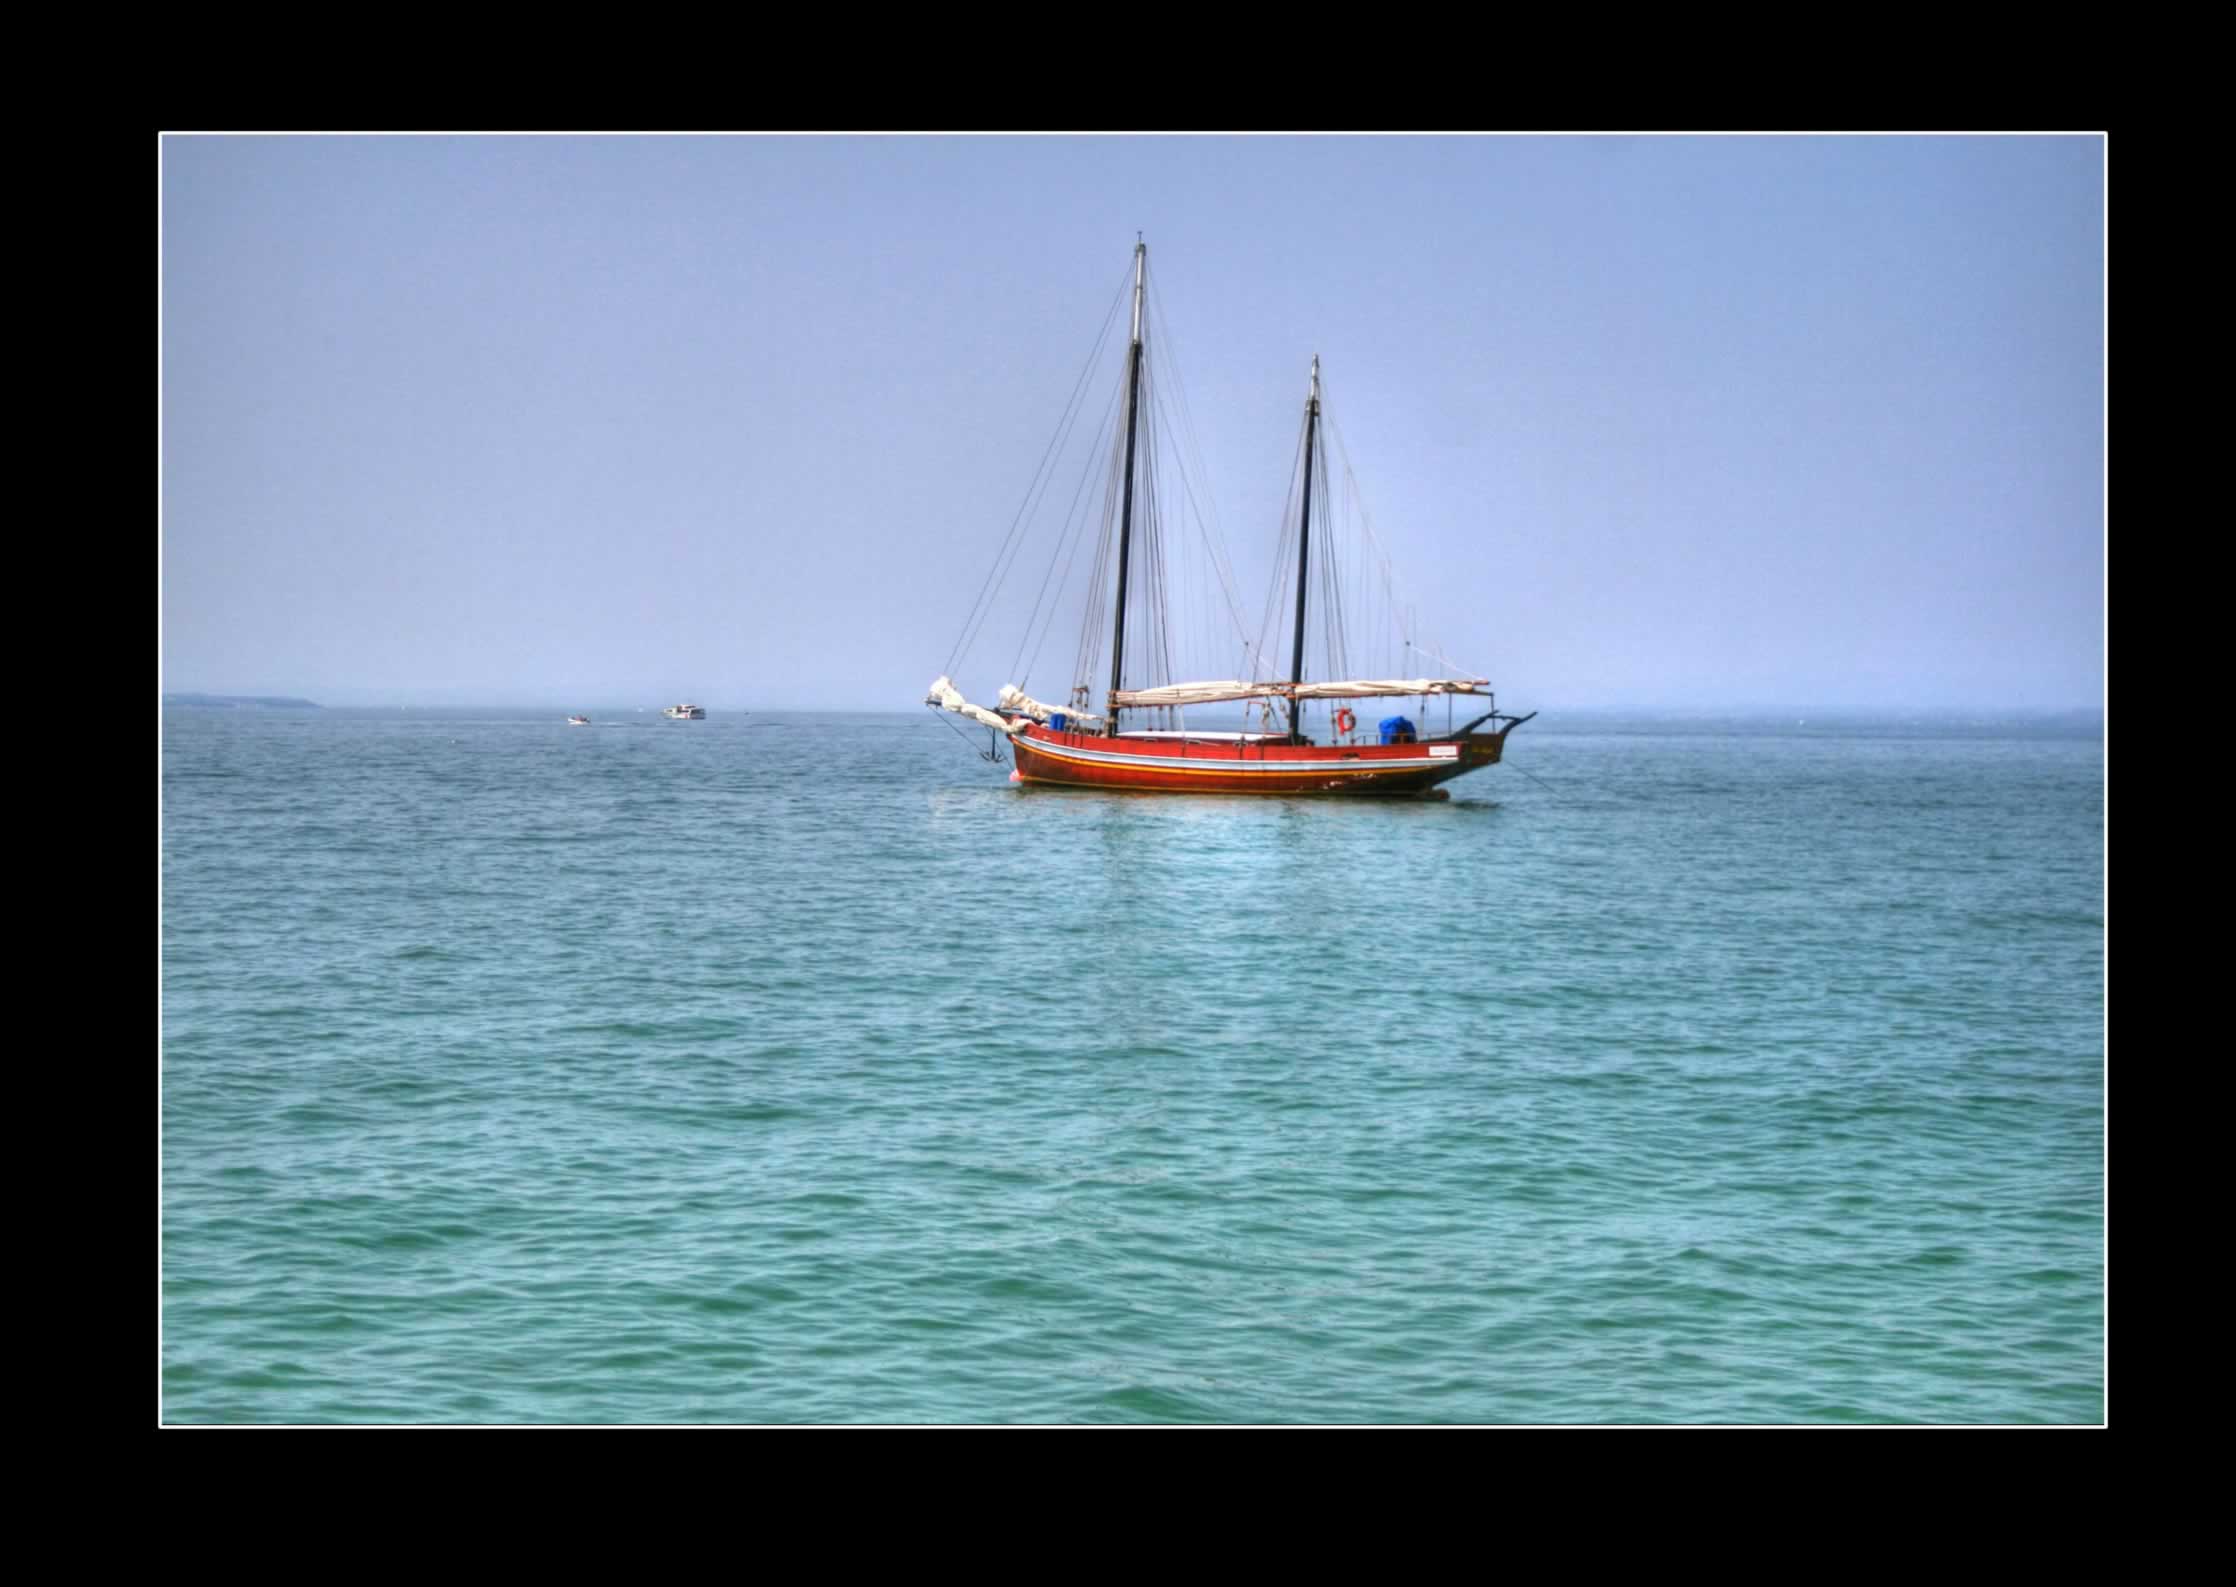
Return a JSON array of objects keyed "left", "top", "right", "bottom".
[
  {"left": 1106, "top": 240, "right": 1147, "bottom": 736},
  {"left": 1288, "top": 355, "right": 1321, "bottom": 742}
]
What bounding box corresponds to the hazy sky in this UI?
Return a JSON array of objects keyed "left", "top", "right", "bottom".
[{"left": 161, "top": 135, "right": 2103, "bottom": 711}]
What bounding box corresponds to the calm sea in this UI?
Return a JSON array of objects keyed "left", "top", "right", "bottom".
[{"left": 160, "top": 707, "right": 2105, "bottom": 1422}]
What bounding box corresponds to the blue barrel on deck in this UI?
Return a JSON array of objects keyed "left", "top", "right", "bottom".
[
  {"left": 1379, "top": 715, "right": 1417, "bottom": 744},
  {"left": 1049, "top": 712, "right": 1067, "bottom": 732}
]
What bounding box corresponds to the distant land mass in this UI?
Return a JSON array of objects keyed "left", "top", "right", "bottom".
[{"left": 164, "top": 693, "right": 321, "bottom": 710}]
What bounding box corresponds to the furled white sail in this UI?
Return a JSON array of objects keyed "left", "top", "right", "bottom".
[
  {"left": 1293, "top": 678, "right": 1490, "bottom": 700},
  {"left": 1107, "top": 680, "right": 1260, "bottom": 709},
  {"left": 926, "top": 676, "right": 1028, "bottom": 735},
  {"left": 996, "top": 685, "right": 1102, "bottom": 725},
  {"left": 1109, "top": 678, "right": 1491, "bottom": 709}
]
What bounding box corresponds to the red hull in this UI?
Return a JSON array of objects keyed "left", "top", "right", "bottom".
[{"left": 1008, "top": 722, "right": 1513, "bottom": 796}]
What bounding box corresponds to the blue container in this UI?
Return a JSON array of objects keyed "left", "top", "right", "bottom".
[
  {"left": 1378, "top": 715, "right": 1417, "bottom": 745},
  {"left": 1048, "top": 712, "right": 1067, "bottom": 732}
]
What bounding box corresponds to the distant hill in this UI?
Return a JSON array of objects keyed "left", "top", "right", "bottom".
[{"left": 163, "top": 694, "right": 322, "bottom": 710}]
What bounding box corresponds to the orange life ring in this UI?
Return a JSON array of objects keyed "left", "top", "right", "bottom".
[{"left": 1333, "top": 708, "right": 1356, "bottom": 736}]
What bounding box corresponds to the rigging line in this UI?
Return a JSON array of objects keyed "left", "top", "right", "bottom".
[
  {"left": 956, "top": 317, "right": 1128, "bottom": 682},
  {"left": 1357, "top": 470, "right": 1392, "bottom": 676},
  {"left": 1143, "top": 401, "right": 1164, "bottom": 686},
  {"left": 1162, "top": 384, "right": 1234, "bottom": 652},
  {"left": 1021, "top": 425, "right": 1119, "bottom": 691},
  {"left": 1349, "top": 470, "right": 1370, "bottom": 678},
  {"left": 1302, "top": 392, "right": 1328, "bottom": 684},
  {"left": 1253, "top": 419, "right": 1311, "bottom": 673},
  {"left": 1317, "top": 436, "right": 1346, "bottom": 682},
  {"left": 1144, "top": 357, "right": 1162, "bottom": 688},
  {"left": 1146, "top": 372, "right": 1175, "bottom": 694},
  {"left": 1074, "top": 467, "right": 1111, "bottom": 688},
  {"left": 1012, "top": 365, "right": 1128, "bottom": 684},
  {"left": 1321, "top": 408, "right": 1484, "bottom": 683},
  {"left": 945, "top": 262, "right": 1132, "bottom": 677},
  {"left": 1510, "top": 760, "right": 1562, "bottom": 800},
  {"left": 1146, "top": 372, "right": 1218, "bottom": 685},
  {"left": 1072, "top": 405, "right": 1128, "bottom": 697},
  {"left": 1151, "top": 427, "right": 1176, "bottom": 690},
  {"left": 1150, "top": 384, "right": 1250, "bottom": 646},
  {"left": 1322, "top": 407, "right": 1402, "bottom": 616},
  {"left": 1348, "top": 467, "right": 1372, "bottom": 676},
  {"left": 1428, "top": 640, "right": 1470, "bottom": 673},
  {"left": 1075, "top": 448, "right": 1117, "bottom": 689},
  {"left": 952, "top": 380, "right": 1124, "bottom": 691},
  {"left": 930, "top": 703, "right": 1008, "bottom": 765},
  {"left": 1145, "top": 272, "right": 1243, "bottom": 613},
  {"left": 1142, "top": 461, "right": 1163, "bottom": 691}
]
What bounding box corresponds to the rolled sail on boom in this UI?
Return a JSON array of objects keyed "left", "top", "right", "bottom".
[{"left": 1108, "top": 678, "right": 1492, "bottom": 710}]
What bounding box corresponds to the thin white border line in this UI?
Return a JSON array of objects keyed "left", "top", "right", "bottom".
[{"left": 154, "top": 131, "right": 2112, "bottom": 138}]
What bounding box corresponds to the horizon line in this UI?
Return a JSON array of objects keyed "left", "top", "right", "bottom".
[{"left": 162, "top": 693, "right": 2107, "bottom": 717}]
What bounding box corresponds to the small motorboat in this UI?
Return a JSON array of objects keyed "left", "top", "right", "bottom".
[{"left": 566, "top": 715, "right": 590, "bottom": 726}]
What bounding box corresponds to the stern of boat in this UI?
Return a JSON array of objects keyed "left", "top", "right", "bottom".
[{"left": 1455, "top": 710, "right": 1534, "bottom": 768}]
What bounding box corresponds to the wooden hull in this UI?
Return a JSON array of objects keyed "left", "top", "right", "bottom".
[{"left": 1009, "top": 723, "right": 1514, "bottom": 796}]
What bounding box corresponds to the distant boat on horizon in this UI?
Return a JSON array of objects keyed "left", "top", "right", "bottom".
[
  {"left": 567, "top": 715, "right": 590, "bottom": 726},
  {"left": 661, "top": 704, "right": 708, "bottom": 720}
]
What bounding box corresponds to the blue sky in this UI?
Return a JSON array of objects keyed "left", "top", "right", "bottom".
[{"left": 161, "top": 136, "right": 2103, "bottom": 711}]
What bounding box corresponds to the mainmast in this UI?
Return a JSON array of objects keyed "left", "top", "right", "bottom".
[
  {"left": 1105, "top": 239, "right": 1148, "bottom": 736},
  {"left": 1288, "top": 355, "right": 1321, "bottom": 742}
]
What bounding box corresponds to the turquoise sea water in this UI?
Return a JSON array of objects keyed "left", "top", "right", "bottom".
[{"left": 160, "top": 708, "right": 2104, "bottom": 1423}]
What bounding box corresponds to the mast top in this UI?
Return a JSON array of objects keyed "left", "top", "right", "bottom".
[
  {"left": 1309, "top": 354, "right": 1320, "bottom": 410},
  {"left": 1130, "top": 238, "right": 1146, "bottom": 344}
]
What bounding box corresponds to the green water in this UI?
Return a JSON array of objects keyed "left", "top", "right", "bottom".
[{"left": 160, "top": 708, "right": 2104, "bottom": 1422}]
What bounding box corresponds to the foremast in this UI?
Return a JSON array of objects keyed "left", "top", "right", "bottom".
[
  {"left": 1105, "top": 239, "right": 1147, "bottom": 737},
  {"left": 1288, "top": 354, "right": 1321, "bottom": 742}
]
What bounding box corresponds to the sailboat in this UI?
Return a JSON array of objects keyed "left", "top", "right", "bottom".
[{"left": 927, "top": 240, "right": 1530, "bottom": 796}]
